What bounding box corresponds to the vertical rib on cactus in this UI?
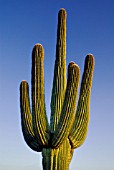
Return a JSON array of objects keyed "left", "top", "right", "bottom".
[{"left": 19, "top": 8, "right": 95, "bottom": 170}]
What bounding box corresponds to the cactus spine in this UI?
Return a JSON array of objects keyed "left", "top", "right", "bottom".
[{"left": 20, "top": 8, "right": 95, "bottom": 170}]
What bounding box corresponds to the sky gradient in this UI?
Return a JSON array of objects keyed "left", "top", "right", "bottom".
[{"left": 0, "top": 0, "right": 114, "bottom": 170}]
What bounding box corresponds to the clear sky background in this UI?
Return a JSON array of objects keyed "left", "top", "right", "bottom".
[{"left": 0, "top": 0, "right": 114, "bottom": 170}]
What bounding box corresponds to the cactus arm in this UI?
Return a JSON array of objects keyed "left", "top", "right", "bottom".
[
  {"left": 52, "top": 62, "right": 80, "bottom": 148},
  {"left": 32, "top": 44, "right": 50, "bottom": 146},
  {"left": 69, "top": 54, "right": 95, "bottom": 149},
  {"left": 20, "top": 81, "right": 42, "bottom": 152},
  {"left": 50, "top": 8, "right": 67, "bottom": 131}
]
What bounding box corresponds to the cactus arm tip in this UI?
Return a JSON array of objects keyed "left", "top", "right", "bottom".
[{"left": 59, "top": 8, "right": 67, "bottom": 16}]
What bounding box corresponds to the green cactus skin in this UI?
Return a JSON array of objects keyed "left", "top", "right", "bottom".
[{"left": 20, "top": 8, "right": 95, "bottom": 170}]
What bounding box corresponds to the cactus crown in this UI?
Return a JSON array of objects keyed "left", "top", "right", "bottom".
[{"left": 20, "top": 8, "right": 95, "bottom": 170}]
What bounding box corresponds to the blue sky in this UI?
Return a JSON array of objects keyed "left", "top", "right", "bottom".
[{"left": 0, "top": 0, "right": 114, "bottom": 169}]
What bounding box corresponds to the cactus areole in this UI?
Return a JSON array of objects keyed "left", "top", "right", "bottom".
[{"left": 20, "top": 8, "right": 95, "bottom": 170}]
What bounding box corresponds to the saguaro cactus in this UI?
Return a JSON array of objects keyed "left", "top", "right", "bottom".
[{"left": 20, "top": 8, "right": 95, "bottom": 170}]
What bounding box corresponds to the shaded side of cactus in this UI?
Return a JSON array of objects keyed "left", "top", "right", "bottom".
[{"left": 20, "top": 8, "right": 95, "bottom": 170}]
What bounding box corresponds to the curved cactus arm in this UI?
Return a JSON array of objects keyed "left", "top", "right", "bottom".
[
  {"left": 50, "top": 8, "right": 67, "bottom": 131},
  {"left": 32, "top": 44, "right": 50, "bottom": 146},
  {"left": 20, "top": 81, "right": 42, "bottom": 152},
  {"left": 52, "top": 62, "right": 80, "bottom": 148},
  {"left": 69, "top": 54, "right": 95, "bottom": 149}
]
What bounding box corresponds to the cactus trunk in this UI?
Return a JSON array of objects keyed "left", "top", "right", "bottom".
[
  {"left": 19, "top": 8, "right": 95, "bottom": 170},
  {"left": 42, "top": 139, "right": 72, "bottom": 170}
]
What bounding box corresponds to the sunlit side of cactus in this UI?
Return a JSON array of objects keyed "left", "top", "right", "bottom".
[{"left": 20, "top": 8, "right": 95, "bottom": 170}]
